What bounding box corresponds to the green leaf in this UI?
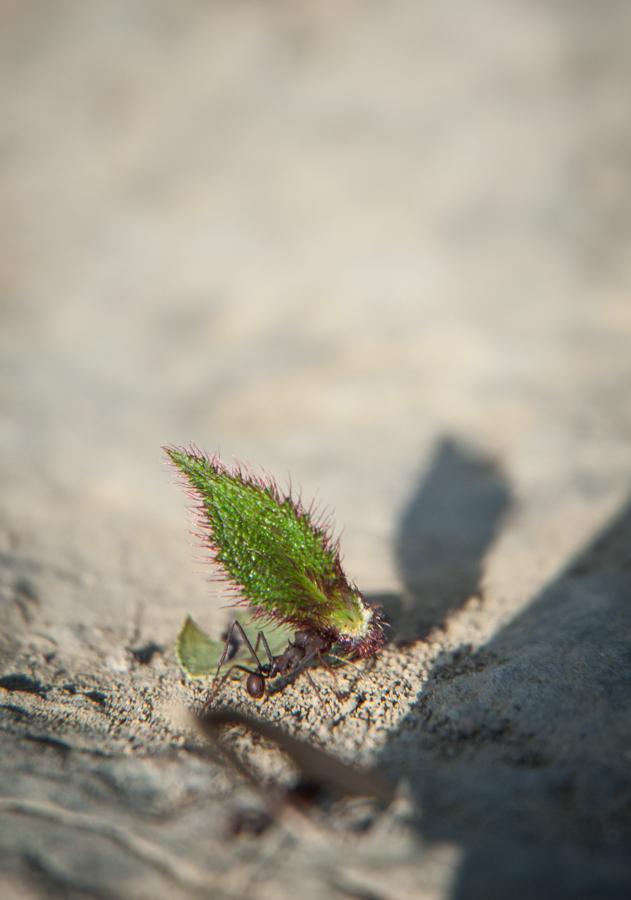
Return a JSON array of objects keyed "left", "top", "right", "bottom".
[
  {"left": 164, "top": 447, "right": 371, "bottom": 638},
  {"left": 176, "top": 615, "right": 225, "bottom": 677}
]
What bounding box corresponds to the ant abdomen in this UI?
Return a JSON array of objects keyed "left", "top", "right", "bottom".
[{"left": 246, "top": 672, "right": 266, "bottom": 699}]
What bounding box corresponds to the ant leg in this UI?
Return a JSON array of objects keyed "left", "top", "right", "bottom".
[
  {"left": 218, "top": 621, "right": 264, "bottom": 674},
  {"left": 248, "top": 631, "right": 274, "bottom": 665},
  {"left": 314, "top": 652, "right": 349, "bottom": 703},
  {"left": 305, "top": 669, "right": 323, "bottom": 701},
  {"left": 207, "top": 621, "right": 265, "bottom": 707},
  {"left": 238, "top": 625, "right": 275, "bottom": 668},
  {"left": 324, "top": 652, "right": 360, "bottom": 671},
  {"left": 267, "top": 649, "right": 326, "bottom": 703},
  {"left": 258, "top": 630, "right": 275, "bottom": 667},
  {"left": 304, "top": 663, "right": 338, "bottom": 716},
  {"left": 318, "top": 654, "right": 338, "bottom": 675},
  {"left": 203, "top": 661, "right": 263, "bottom": 712},
  {"left": 226, "top": 663, "right": 261, "bottom": 678}
]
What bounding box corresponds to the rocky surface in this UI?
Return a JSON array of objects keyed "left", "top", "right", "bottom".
[{"left": 2, "top": 1, "right": 631, "bottom": 897}]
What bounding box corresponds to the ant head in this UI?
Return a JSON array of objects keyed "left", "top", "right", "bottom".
[{"left": 245, "top": 672, "right": 266, "bottom": 699}]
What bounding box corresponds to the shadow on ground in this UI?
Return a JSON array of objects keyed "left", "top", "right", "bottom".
[
  {"left": 378, "top": 458, "right": 631, "bottom": 898},
  {"left": 370, "top": 437, "right": 510, "bottom": 643}
]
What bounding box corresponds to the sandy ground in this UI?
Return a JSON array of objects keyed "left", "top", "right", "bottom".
[{"left": 2, "top": 1, "right": 631, "bottom": 897}]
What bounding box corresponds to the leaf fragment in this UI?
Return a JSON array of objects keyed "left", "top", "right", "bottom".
[{"left": 176, "top": 615, "right": 224, "bottom": 677}]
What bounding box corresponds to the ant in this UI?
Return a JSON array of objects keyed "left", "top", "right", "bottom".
[{"left": 210, "top": 621, "right": 335, "bottom": 701}]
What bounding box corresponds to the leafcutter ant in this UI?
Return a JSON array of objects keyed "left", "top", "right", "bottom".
[{"left": 210, "top": 621, "right": 333, "bottom": 701}]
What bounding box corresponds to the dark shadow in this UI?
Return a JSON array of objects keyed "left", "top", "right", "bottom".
[
  {"left": 372, "top": 437, "right": 510, "bottom": 643},
  {"left": 379, "top": 484, "right": 631, "bottom": 899}
]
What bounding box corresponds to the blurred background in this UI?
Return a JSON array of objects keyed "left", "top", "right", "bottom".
[{"left": 2, "top": 0, "right": 631, "bottom": 636}]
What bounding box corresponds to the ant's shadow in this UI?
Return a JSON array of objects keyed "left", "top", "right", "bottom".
[{"left": 370, "top": 437, "right": 510, "bottom": 643}]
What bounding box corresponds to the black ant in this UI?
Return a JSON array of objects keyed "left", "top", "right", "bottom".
[{"left": 210, "top": 621, "right": 334, "bottom": 701}]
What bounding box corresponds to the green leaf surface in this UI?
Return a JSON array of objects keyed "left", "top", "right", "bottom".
[
  {"left": 165, "top": 447, "right": 369, "bottom": 636},
  {"left": 176, "top": 615, "right": 224, "bottom": 677}
]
